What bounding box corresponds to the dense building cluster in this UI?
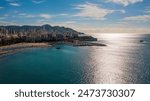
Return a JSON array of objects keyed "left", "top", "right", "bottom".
[{"left": 0, "top": 25, "right": 83, "bottom": 46}]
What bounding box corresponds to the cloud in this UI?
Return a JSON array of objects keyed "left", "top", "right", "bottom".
[
  {"left": 0, "top": 21, "right": 17, "bottom": 26},
  {"left": 24, "top": 15, "right": 36, "bottom": 18},
  {"left": 18, "top": 13, "right": 26, "bottom": 16},
  {"left": 74, "top": 2, "right": 125, "bottom": 20},
  {"left": 123, "top": 15, "right": 150, "bottom": 21},
  {"left": 0, "top": 7, "right": 4, "bottom": 9},
  {"left": 5, "top": 0, "right": 15, "bottom": 1},
  {"left": 64, "top": 21, "right": 76, "bottom": 24},
  {"left": 17, "top": 13, "right": 35, "bottom": 18},
  {"left": 106, "top": 0, "right": 143, "bottom": 6},
  {"left": 17, "top": 13, "right": 52, "bottom": 19},
  {"left": 32, "top": 0, "right": 46, "bottom": 4},
  {"left": 119, "top": 10, "right": 126, "bottom": 13},
  {"left": 74, "top": 2, "right": 115, "bottom": 20},
  {"left": 59, "top": 13, "right": 69, "bottom": 16},
  {"left": 9, "top": 2, "right": 21, "bottom": 6},
  {"left": 0, "top": 17, "right": 5, "bottom": 20},
  {"left": 145, "top": 10, "right": 150, "bottom": 13},
  {"left": 144, "top": 6, "right": 150, "bottom": 14},
  {"left": 0, "top": 14, "right": 9, "bottom": 20},
  {"left": 39, "top": 14, "right": 52, "bottom": 19}
]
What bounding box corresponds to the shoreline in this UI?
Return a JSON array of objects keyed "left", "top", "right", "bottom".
[
  {"left": 0, "top": 42, "right": 51, "bottom": 56},
  {"left": 0, "top": 41, "right": 106, "bottom": 56}
]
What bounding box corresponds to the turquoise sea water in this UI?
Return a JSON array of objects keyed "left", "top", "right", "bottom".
[{"left": 0, "top": 34, "right": 150, "bottom": 84}]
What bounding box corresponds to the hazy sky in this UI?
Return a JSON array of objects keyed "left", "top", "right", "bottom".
[{"left": 0, "top": 0, "right": 150, "bottom": 33}]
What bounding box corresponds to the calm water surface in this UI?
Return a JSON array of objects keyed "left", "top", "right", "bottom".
[{"left": 0, "top": 34, "right": 150, "bottom": 84}]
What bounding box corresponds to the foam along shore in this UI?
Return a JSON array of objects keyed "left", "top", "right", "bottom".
[{"left": 0, "top": 43, "right": 51, "bottom": 56}]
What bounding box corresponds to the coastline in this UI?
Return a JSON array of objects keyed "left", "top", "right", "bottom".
[
  {"left": 0, "top": 24, "right": 107, "bottom": 57},
  {"left": 0, "top": 43, "right": 51, "bottom": 56},
  {"left": 0, "top": 41, "right": 106, "bottom": 57}
]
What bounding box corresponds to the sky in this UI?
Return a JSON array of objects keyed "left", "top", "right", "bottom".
[{"left": 0, "top": 0, "right": 150, "bottom": 33}]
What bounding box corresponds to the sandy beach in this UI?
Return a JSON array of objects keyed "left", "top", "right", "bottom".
[{"left": 0, "top": 43, "right": 51, "bottom": 56}]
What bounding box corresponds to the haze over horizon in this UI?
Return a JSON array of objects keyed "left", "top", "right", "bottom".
[{"left": 0, "top": 0, "right": 150, "bottom": 33}]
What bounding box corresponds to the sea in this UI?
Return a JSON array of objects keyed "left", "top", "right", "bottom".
[{"left": 0, "top": 33, "right": 150, "bottom": 84}]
